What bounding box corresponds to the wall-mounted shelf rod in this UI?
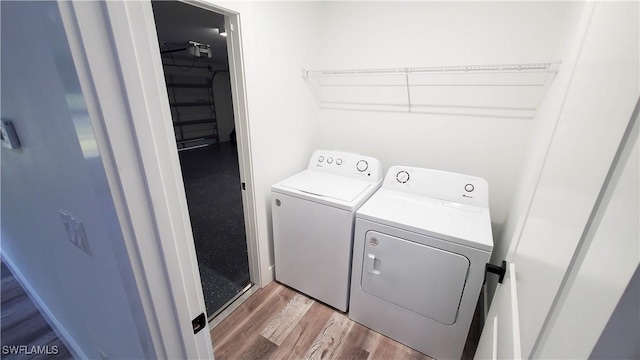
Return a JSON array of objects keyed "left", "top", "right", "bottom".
[{"left": 303, "top": 62, "right": 561, "bottom": 77}]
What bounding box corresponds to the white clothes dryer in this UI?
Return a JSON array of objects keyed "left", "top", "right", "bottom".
[
  {"left": 349, "top": 166, "right": 493, "bottom": 359},
  {"left": 271, "top": 150, "right": 382, "bottom": 311}
]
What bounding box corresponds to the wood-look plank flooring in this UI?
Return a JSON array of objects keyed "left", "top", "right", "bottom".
[
  {"left": 210, "top": 282, "right": 435, "bottom": 360},
  {"left": 1, "top": 261, "right": 72, "bottom": 360}
]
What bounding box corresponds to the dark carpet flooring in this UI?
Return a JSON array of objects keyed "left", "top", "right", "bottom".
[
  {"left": 1, "top": 260, "right": 72, "bottom": 360},
  {"left": 178, "top": 142, "right": 251, "bottom": 317}
]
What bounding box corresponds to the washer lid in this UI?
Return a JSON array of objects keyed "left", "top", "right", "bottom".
[{"left": 279, "top": 170, "right": 374, "bottom": 202}]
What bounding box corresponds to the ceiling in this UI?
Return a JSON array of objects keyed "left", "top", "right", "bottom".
[{"left": 151, "top": 1, "right": 228, "bottom": 67}]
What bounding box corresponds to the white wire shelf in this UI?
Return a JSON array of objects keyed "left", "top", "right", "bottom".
[
  {"left": 303, "top": 62, "right": 560, "bottom": 77},
  {"left": 302, "top": 62, "right": 561, "bottom": 119}
]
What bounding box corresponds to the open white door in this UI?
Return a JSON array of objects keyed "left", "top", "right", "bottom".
[
  {"left": 476, "top": 2, "right": 639, "bottom": 359},
  {"left": 57, "top": 0, "right": 237, "bottom": 357},
  {"left": 476, "top": 263, "right": 522, "bottom": 359}
]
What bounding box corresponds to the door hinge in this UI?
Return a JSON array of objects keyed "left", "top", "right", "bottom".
[
  {"left": 485, "top": 260, "right": 507, "bottom": 284},
  {"left": 242, "top": 182, "right": 246, "bottom": 190},
  {"left": 192, "top": 313, "right": 206, "bottom": 334}
]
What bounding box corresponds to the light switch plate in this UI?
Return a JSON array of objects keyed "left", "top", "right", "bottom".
[
  {"left": 59, "top": 210, "right": 92, "bottom": 256},
  {"left": 1, "top": 120, "right": 21, "bottom": 149}
]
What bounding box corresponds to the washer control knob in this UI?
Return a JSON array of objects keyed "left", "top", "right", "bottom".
[
  {"left": 465, "top": 184, "right": 475, "bottom": 192},
  {"left": 356, "top": 160, "right": 368, "bottom": 172},
  {"left": 327, "top": 157, "right": 334, "bottom": 164},
  {"left": 318, "top": 156, "right": 324, "bottom": 163},
  {"left": 336, "top": 158, "right": 343, "bottom": 165},
  {"left": 396, "top": 170, "right": 410, "bottom": 183}
]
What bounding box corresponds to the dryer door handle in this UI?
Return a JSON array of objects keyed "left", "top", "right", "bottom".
[{"left": 365, "top": 254, "right": 381, "bottom": 275}]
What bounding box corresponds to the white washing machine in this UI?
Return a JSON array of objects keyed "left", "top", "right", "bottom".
[
  {"left": 271, "top": 150, "right": 382, "bottom": 311},
  {"left": 349, "top": 166, "right": 493, "bottom": 359}
]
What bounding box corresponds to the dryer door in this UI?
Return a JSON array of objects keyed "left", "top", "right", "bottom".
[{"left": 361, "top": 231, "right": 470, "bottom": 325}]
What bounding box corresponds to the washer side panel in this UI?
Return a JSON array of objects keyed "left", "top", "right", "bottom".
[{"left": 272, "top": 192, "right": 353, "bottom": 311}]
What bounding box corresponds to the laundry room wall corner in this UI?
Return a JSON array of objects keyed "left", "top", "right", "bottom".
[
  {"left": 209, "top": 1, "right": 323, "bottom": 286},
  {"left": 315, "top": 1, "right": 585, "bottom": 249}
]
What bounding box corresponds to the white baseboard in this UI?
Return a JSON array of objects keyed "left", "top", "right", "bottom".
[{"left": 2, "top": 252, "right": 87, "bottom": 359}]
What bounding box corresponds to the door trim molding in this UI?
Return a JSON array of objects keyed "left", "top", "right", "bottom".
[{"left": 181, "top": 0, "right": 262, "bottom": 289}]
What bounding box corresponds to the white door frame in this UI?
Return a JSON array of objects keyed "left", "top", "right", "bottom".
[
  {"left": 59, "top": 0, "right": 259, "bottom": 357},
  {"left": 181, "top": 0, "right": 262, "bottom": 297}
]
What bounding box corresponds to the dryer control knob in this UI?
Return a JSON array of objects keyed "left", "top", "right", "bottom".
[
  {"left": 465, "top": 184, "right": 475, "bottom": 192},
  {"left": 327, "top": 157, "right": 334, "bottom": 164},
  {"left": 318, "top": 156, "right": 325, "bottom": 163},
  {"left": 396, "top": 170, "right": 410, "bottom": 183},
  {"left": 336, "top": 159, "right": 343, "bottom": 165},
  {"left": 356, "top": 160, "right": 368, "bottom": 172}
]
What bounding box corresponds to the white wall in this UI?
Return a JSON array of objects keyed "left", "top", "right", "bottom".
[
  {"left": 0, "top": 2, "right": 147, "bottom": 358},
  {"left": 316, "top": 1, "right": 584, "bottom": 237},
  {"left": 207, "top": 1, "right": 587, "bottom": 285},
  {"left": 212, "top": 1, "right": 322, "bottom": 284}
]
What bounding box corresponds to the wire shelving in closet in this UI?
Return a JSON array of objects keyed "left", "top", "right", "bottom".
[{"left": 302, "top": 62, "right": 561, "bottom": 119}]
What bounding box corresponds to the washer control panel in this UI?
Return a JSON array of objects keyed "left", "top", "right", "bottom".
[
  {"left": 383, "top": 166, "right": 489, "bottom": 207},
  {"left": 309, "top": 150, "right": 382, "bottom": 181}
]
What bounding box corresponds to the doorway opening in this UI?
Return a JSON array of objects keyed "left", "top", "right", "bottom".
[{"left": 150, "top": 0, "right": 252, "bottom": 320}]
